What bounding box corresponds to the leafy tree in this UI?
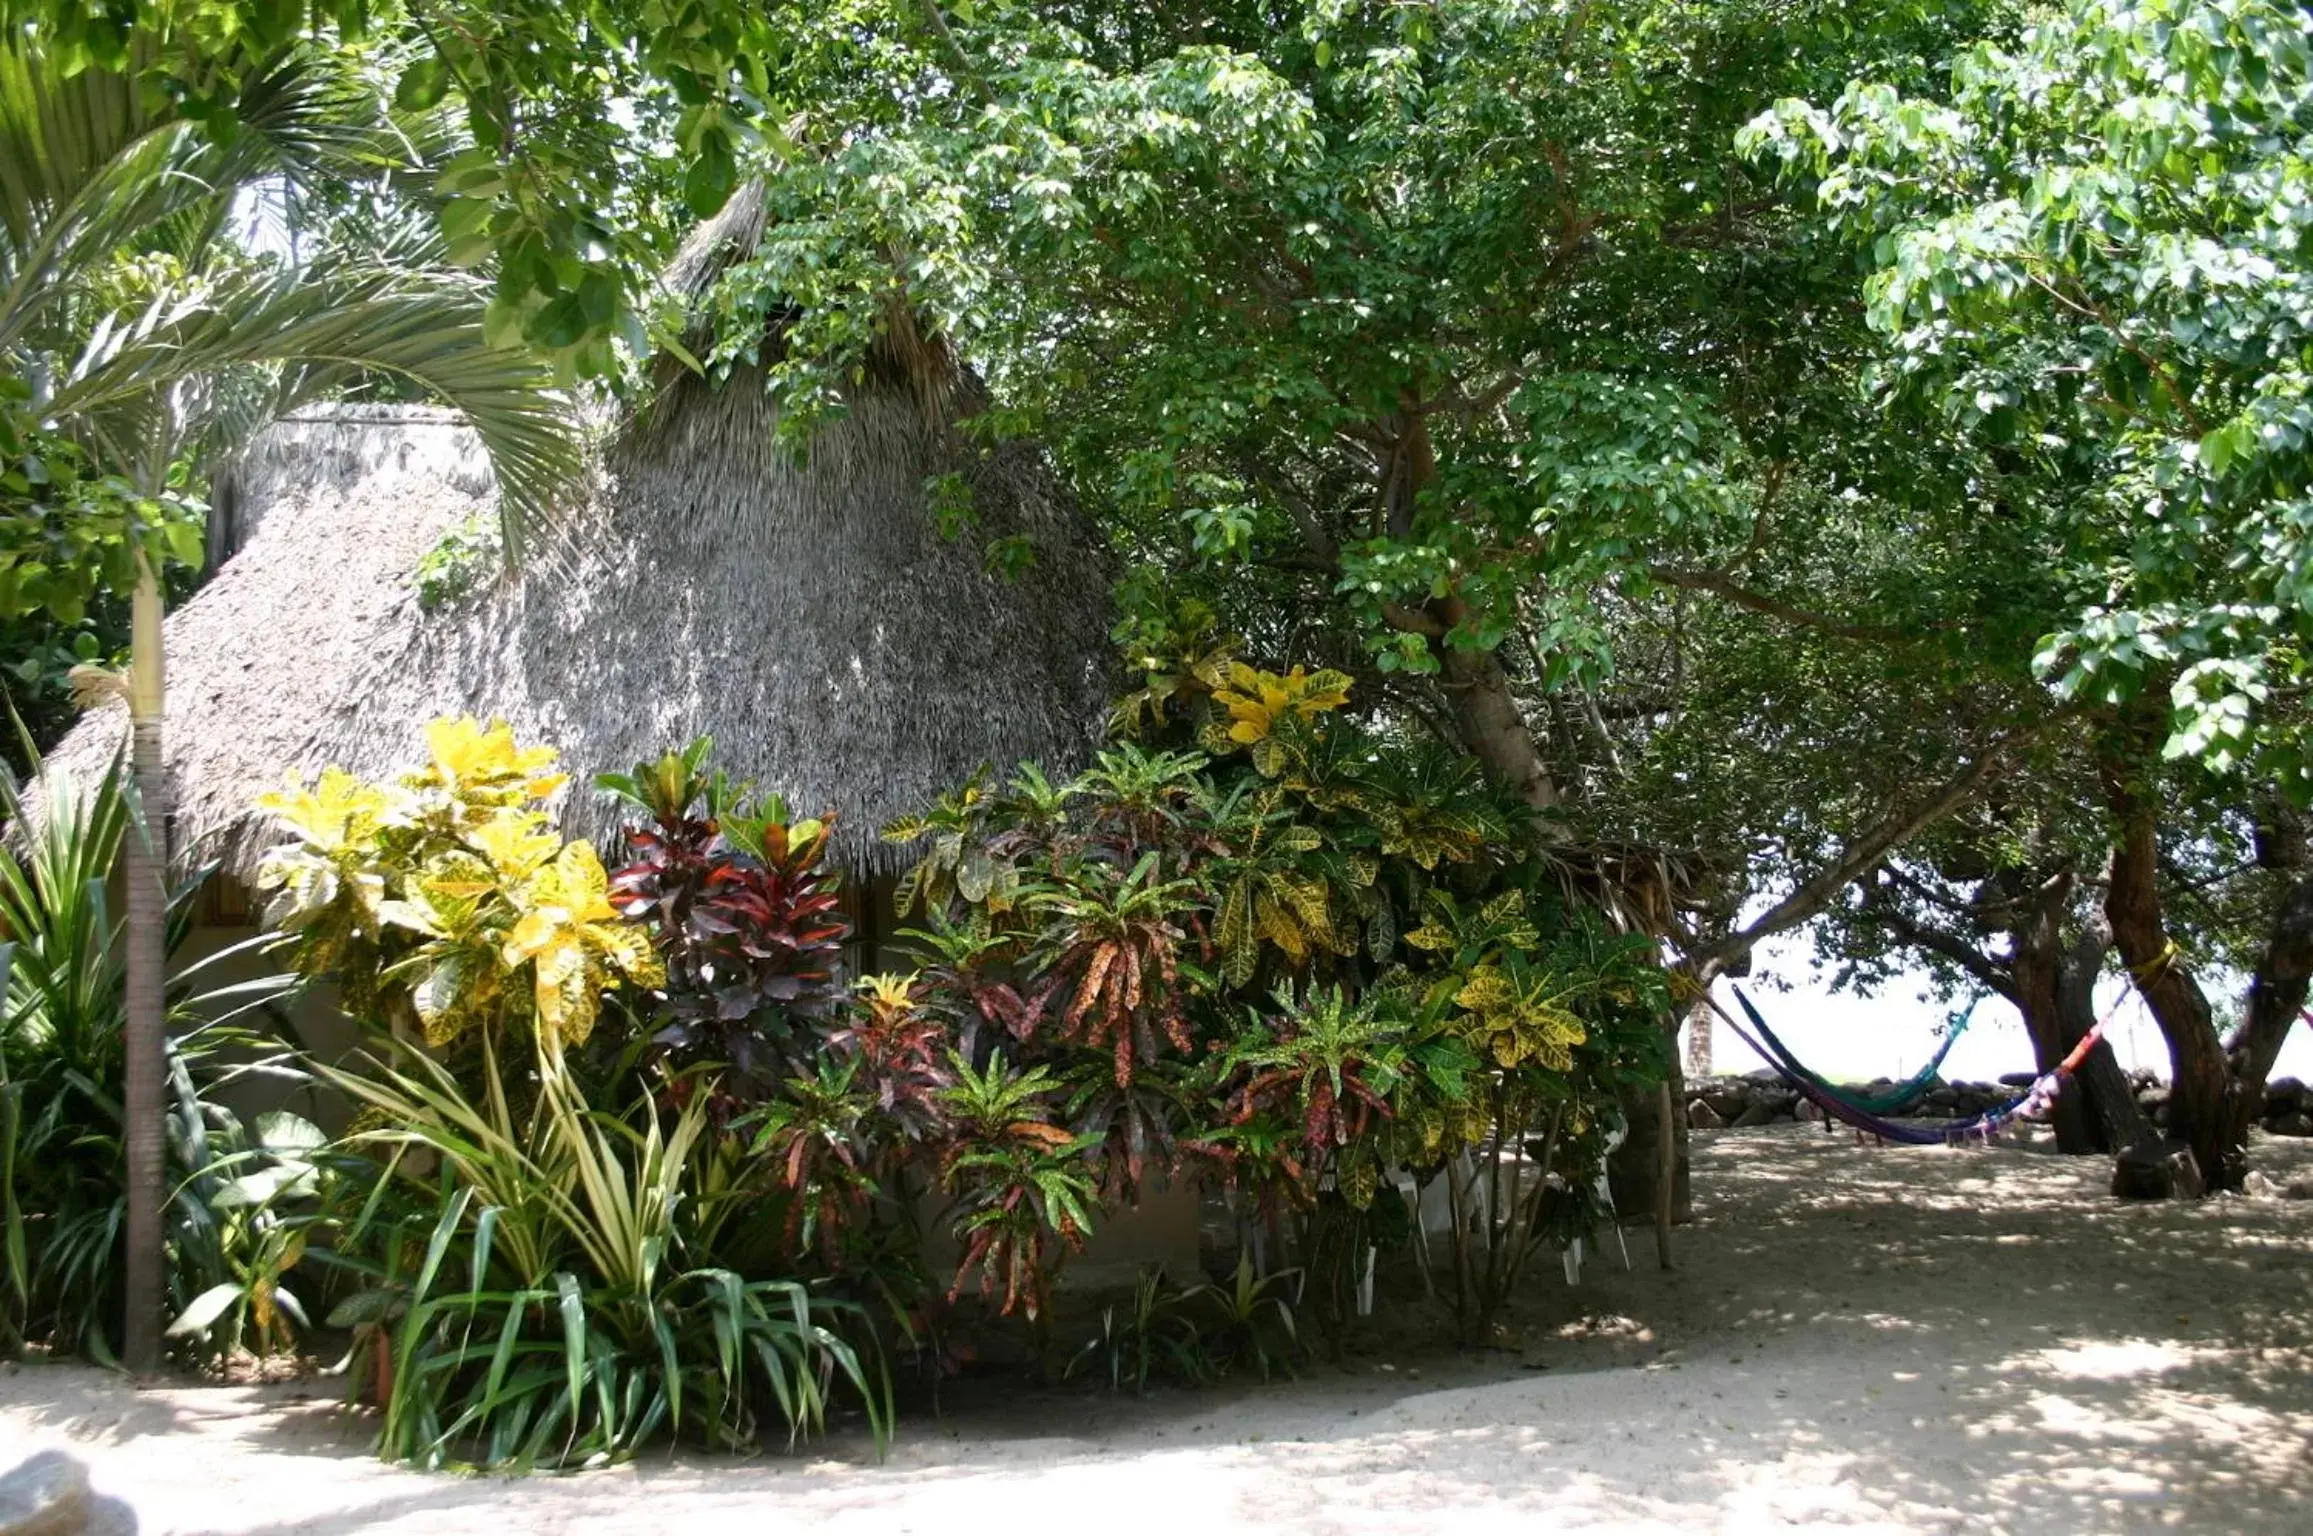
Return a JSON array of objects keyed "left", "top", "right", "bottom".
[
  {"left": 1746, "top": 0, "right": 2313, "bottom": 785},
  {"left": 1745, "top": 0, "right": 2313, "bottom": 1187},
  {"left": 3, "top": 0, "right": 803, "bottom": 376},
  {"left": 693, "top": 0, "right": 2008, "bottom": 828}
]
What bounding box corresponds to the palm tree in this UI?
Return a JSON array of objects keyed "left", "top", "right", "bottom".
[{"left": 0, "top": 35, "right": 582, "bottom": 1371}]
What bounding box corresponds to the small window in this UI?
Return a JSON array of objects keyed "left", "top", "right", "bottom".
[{"left": 197, "top": 870, "right": 254, "bottom": 927}]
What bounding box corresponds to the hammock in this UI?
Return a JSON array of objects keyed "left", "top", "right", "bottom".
[
  {"left": 1715, "top": 986, "right": 2107, "bottom": 1147},
  {"left": 1731, "top": 989, "right": 1978, "bottom": 1115}
]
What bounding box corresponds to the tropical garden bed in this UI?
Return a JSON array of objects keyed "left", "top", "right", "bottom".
[{"left": 5, "top": 644, "right": 1673, "bottom": 1471}]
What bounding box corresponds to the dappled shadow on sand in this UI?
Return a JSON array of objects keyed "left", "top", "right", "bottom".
[
  {"left": 3, "top": 1125, "right": 2309, "bottom": 1533},
  {"left": 0, "top": 1366, "right": 378, "bottom": 1461},
  {"left": 687, "top": 1130, "right": 2313, "bottom": 1533}
]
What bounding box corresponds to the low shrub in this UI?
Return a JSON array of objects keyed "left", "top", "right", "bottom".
[{"left": 253, "top": 722, "right": 883, "bottom": 1467}]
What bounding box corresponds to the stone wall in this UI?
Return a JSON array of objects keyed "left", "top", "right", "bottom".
[{"left": 1684, "top": 1070, "right": 2313, "bottom": 1137}]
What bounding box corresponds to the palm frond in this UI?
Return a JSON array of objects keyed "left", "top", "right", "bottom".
[
  {"left": 48, "top": 255, "right": 580, "bottom": 536},
  {"left": 0, "top": 30, "right": 579, "bottom": 541}
]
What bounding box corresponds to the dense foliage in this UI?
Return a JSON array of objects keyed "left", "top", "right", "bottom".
[
  {"left": 0, "top": 0, "right": 810, "bottom": 378},
  {"left": 877, "top": 642, "right": 1670, "bottom": 1331},
  {"left": 224, "top": 672, "right": 1669, "bottom": 1462},
  {"left": 0, "top": 756, "right": 292, "bottom": 1360},
  {"left": 250, "top": 722, "right": 877, "bottom": 1467},
  {"left": 18, "top": 0, "right": 2313, "bottom": 1467}
]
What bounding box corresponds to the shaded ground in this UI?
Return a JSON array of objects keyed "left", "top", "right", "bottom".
[{"left": 4, "top": 1125, "right": 2310, "bottom": 1533}]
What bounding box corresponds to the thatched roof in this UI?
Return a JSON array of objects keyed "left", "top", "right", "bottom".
[{"left": 47, "top": 284, "right": 1115, "bottom": 877}]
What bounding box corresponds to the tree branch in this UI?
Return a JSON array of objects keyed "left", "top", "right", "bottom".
[
  {"left": 1686, "top": 717, "right": 2070, "bottom": 973},
  {"left": 1645, "top": 565, "right": 1919, "bottom": 645},
  {"left": 1865, "top": 897, "right": 2019, "bottom": 1003},
  {"left": 1239, "top": 452, "right": 1339, "bottom": 569},
  {"left": 2227, "top": 870, "right": 2313, "bottom": 1089}
]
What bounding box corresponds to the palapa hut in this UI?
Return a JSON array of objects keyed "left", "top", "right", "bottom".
[
  {"left": 48, "top": 192, "right": 1116, "bottom": 887},
  {"left": 39, "top": 195, "right": 1224, "bottom": 1281}
]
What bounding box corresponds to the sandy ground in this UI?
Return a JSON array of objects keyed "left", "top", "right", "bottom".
[{"left": 4, "top": 1124, "right": 2311, "bottom": 1535}]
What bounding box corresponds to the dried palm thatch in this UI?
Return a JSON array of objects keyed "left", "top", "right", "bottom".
[{"left": 44, "top": 249, "right": 1114, "bottom": 876}]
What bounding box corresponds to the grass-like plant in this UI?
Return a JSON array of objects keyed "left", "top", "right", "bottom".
[{"left": 324, "top": 1038, "right": 886, "bottom": 1469}]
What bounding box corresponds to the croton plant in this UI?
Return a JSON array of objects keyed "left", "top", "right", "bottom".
[
  {"left": 598, "top": 738, "right": 852, "bottom": 1097},
  {"left": 256, "top": 716, "right": 663, "bottom": 1055}
]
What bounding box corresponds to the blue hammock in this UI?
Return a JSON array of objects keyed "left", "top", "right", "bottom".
[{"left": 1730, "top": 989, "right": 1977, "bottom": 1116}]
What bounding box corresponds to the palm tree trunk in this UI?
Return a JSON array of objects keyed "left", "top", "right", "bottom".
[
  {"left": 120, "top": 549, "right": 166, "bottom": 1373},
  {"left": 1684, "top": 993, "right": 1712, "bottom": 1078}
]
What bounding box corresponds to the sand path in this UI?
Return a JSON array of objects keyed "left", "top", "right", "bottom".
[{"left": 4, "top": 1124, "right": 2309, "bottom": 1534}]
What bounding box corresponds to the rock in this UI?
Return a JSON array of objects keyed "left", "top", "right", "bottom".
[
  {"left": 2137, "top": 1085, "right": 2171, "bottom": 1111},
  {"left": 2267, "top": 1076, "right": 2305, "bottom": 1111},
  {"left": 0, "top": 1451, "right": 90, "bottom": 1536},
  {"left": 1685, "top": 1099, "right": 1726, "bottom": 1131},
  {"left": 1795, "top": 1099, "right": 1823, "bottom": 1124},
  {"left": 1731, "top": 1098, "right": 1783, "bottom": 1129},
  {"left": 2265, "top": 1111, "right": 2313, "bottom": 1138},
  {"left": 1998, "top": 1071, "right": 2037, "bottom": 1088},
  {"left": 1702, "top": 1090, "right": 1749, "bottom": 1121},
  {"left": 2112, "top": 1140, "right": 2205, "bottom": 1201}
]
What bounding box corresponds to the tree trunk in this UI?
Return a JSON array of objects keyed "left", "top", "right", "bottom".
[
  {"left": 2102, "top": 769, "right": 2234, "bottom": 1188},
  {"left": 1684, "top": 993, "right": 1713, "bottom": 1078},
  {"left": 2006, "top": 880, "right": 2103, "bottom": 1154},
  {"left": 1610, "top": 1042, "right": 1691, "bottom": 1225},
  {"left": 2055, "top": 918, "right": 2151, "bottom": 1152},
  {"left": 121, "top": 552, "right": 168, "bottom": 1373},
  {"left": 2008, "top": 894, "right": 2147, "bottom": 1154},
  {"left": 1371, "top": 410, "right": 1560, "bottom": 818},
  {"left": 2226, "top": 871, "right": 2313, "bottom": 1161},
  {"left": 1436, "top": 644, "right": 1559, "bottom": 811}
]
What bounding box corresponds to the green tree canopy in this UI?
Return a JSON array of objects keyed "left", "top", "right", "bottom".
[
  {"left": 689, "top": 0, "right": 2012, "bottom": 848},
  {"left": 1746, "top": 0, "right": 2313, "bottom": 790}
]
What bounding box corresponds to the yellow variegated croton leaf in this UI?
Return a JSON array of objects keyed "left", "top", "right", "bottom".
[
  {"left": 409, "top": 715, "right": 569, "bottom": 815},
  {"left": 1199, "top": 663, "right": 1353, "bottom": 775},
  {"left": 1452, "top": 961, "right": 1586, "bottom": 1071},
  {"left": 1402, "top": 888, "right": 1540, "bottom": 957},
  {"left": 1109, "top": 608, "right": 1240, "bottom": 739},
  {"left": 254, "top": 768, "right": 406, "bottom": 978},
  {"left": 254, "top": 718, "right": 660, "bottom": 1053},
  {"left": 1212, "top": 807, "right": 1351, "bottom": 987},
  {"left": 1360, "top": 793, "right": 1489, "bottom": 871},
  {"left": 503, "top": 840, "right": 663, "bottom": 1050},
  {"left": 1215, "top": 865, "right": 1340, "bottom": 986}
]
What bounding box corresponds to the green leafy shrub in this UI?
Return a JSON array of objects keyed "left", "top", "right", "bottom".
[
  {"left": 879, "top": 638, "right": 1673, "bottom": 1341},
  {"left": 246, "top": 673, "right": 1672, "bottom": 1459},
  {"left": 411, "top": 514, "right": 501, "bottom": 612},
  {"left": 253, "top": 721, "right": 882, "bottom": 1469},
  {"left": 0, "top": 754, "right": 292, "bottom": 1362},
  {"left": 319, "top": 1039, "right": 882, "bottom": 1469}
]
